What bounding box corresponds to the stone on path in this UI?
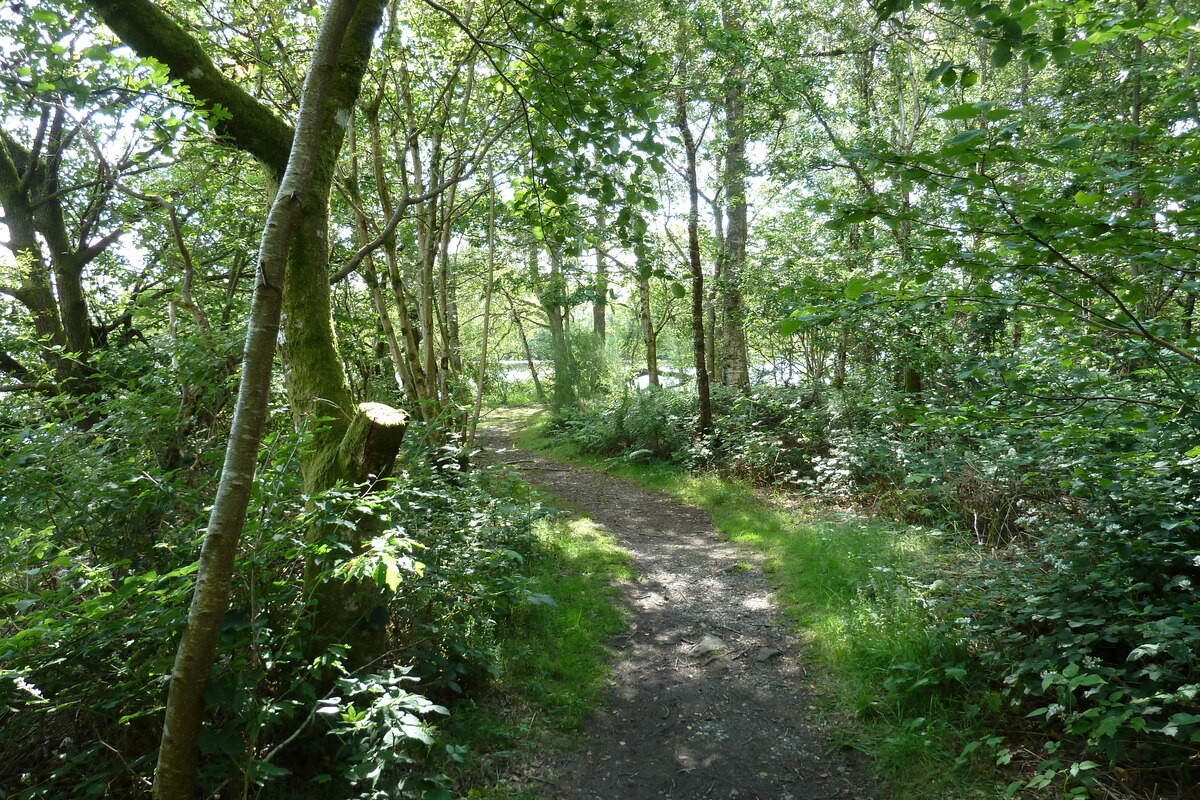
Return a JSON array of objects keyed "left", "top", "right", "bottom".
[{"left": 692, "top": 633, "right": 727, "bottom": 656}]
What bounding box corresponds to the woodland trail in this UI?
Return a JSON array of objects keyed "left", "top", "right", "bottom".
[{"left": 479, "top": 418, "right": 877, "bottom": 800}]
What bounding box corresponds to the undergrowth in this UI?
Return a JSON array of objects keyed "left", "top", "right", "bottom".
[
  {"left": 519, "top": 401, "right": 1200, "bottom": 799},
  {"left": 0, "top": 401, "right": 630, "bottom": 800}
]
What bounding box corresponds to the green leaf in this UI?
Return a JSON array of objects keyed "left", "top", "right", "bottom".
[
  {"left": 991, "top": 42, "right": 1013, "bottom": 68},
  {"left": 1002, "top": 19, "right": 1023, "bottom": 44},
  {"left": 949, "top": 129, "right": 988, "bottom": 146},
  {"left": 384, "top": 563, "right": 401, "bottom": 592},
  {"left": 1094, "top": 714, "right": 1124, "bottom": 739},
  {"left": 1069, "top": 673, "right": 1105, "bottom": 689},
  {"left": 252, "top": 761, "right": 292, "bottom": 779},
  {"left": 925, "top": 61, "right": 953, "bottom": 82},
  {"left": 81, "top": 44, "right": 110, "bottom": 61},
  {"left": 940, "top": 102, "right": 987, "bottom": 120},
  {"left": 845, "top": 277, "right": 873, "bottom": 300},
  {"left": 1074, "top": 191, "right": 1101, "bottom": 207},
  {"left": 670, "top": 282, "right": 686, "bottom": 299},
  {"left": 777, "top": 317, "right": 803, "bottom": 336}
]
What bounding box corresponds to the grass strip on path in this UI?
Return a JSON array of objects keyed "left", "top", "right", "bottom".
[{"left": 446, "top": 483, "right": 632, "bottom": 799}]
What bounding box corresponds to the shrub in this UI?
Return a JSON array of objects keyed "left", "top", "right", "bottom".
[
  {"left": 0, "top": 416, "right": 554, "bottom": 798},
  {"left": 550, "top": 386, "right": 694, "bottom": 462}
]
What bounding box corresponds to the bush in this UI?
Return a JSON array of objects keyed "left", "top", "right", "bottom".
[
  {"left": 0, "top": 413, "right": 555, "bottom": 798},
  {"left": 719, "top": 385, "right": 830, "bottom": 484},
  {"left": 924, "top": 515, "right": 1200, "bottom": 792},
  {"left": 550, "top": 386, "right": 695, "bottom": 462}
]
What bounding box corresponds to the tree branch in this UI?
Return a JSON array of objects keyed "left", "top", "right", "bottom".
[{"left": 83, "top": 0, "right": 293, "bottom": 177}]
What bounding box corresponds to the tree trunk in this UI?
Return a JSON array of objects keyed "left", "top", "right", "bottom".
[
  {"left": 833, "top": 326, "right": 848, "bottom": 391},
  {"left": 364, "top": 90, "right": 435, "bottom": 415},
  {"left": 638, "top": 265, "right": 659, "bottom": 388},
  {"left": 718, "top": 3, "right": 750, "bottom": 390},
  {"left": 675, "top": 37, "right": 712, "bottom": 432},
  {"left": 707, "top": 199, "right": 721, "bottom": 383},
  {"left": 150, "top": 3, "right": 377, "bottom": 797},
  {"left": 507, "top": 291, "right": 547, "bottom": 405},
  {"left": 0, "top": 124, "right": 111, "bottom": 390},
  {"left": 1181, "top": 292, "right": 1196, "bottom": 342},
  {"left": 902, "top": 365, "right": 923, "bottom": 395},
  {"left": 469, "top": 176, "right": 497, "bottom": 444},
  {"left": 348, "top": 108, "right": 412, "bottom": 400},
  {"left": 542, "top": 240, "right": 576, "bottom": 410},
  {"left": 593, "top": 209, "right": 608, "bottom": 343}
]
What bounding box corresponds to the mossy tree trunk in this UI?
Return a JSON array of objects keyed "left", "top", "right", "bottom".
[
  {"left": 638, "top": 265, "right": 660, "bottom": 388},
  {"left": 539, "top": 239, "right": 577, "bottom": 410},
  {"left": 593, "top": 209, "right": 608, "bottom": 344},
  {"left": 85, "top": 1, "right": 398, "bottom": 796}
]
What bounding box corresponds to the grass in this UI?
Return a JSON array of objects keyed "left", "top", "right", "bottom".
[
  {"left": 442, "top": 481, "right": 632, "bottom": 799},
  {"left": 511, "top": 409, "right": 1003, "bottom": 798}
]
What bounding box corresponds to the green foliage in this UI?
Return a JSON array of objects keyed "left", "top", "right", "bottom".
[
  {"left": 522, "top": 422, "right": 986, "bottom": 795},
  {"left": 930, "top": 520, "right": 1200, "bottom": 794},
  {"left": 534, "top": 326, "right": 613, "bottom": 410},
  {"left": 549, "top": 386, "right": 693, "bottom": 460},
  {"left": 550, "top": 384, "right": 831, "bottom": 485},
  {"left": 316, "top": 669, "right": 451, "bottom": 800},
  {"left": 442, "top": 512, "right": 631, "bottom": 791},
  {"left": 0, "top": 394, "right": 569, "bottom": 799},
  {"left": 367, "top": 443, "right": 558, "bottom": 699},
  {"left": 0, "top": 531, "right": 192, "bottom": 797},
  {"left": 552, "top": 361, "right": 1200, "bottom": 791}
]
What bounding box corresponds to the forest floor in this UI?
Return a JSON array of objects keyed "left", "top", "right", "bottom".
[{"left": 477, "top": 414, "right": 878, "bottom": 800}]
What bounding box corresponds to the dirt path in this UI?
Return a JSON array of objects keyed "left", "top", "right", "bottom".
[{"left": 480, "top": 421, "right": 877, "bottom": 800}]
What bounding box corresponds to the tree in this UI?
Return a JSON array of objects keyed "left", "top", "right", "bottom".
[
  {"left": 0, "top": 96, "right": 147, "bottom": 393},
  {"left": 80, "top": 1, "right": 396, "bottom": 795},
  {"left": 716, "top": 0, "right": 751, "bottom": 389},
  {"left": 675, "top": 20, "right": 714, "bottom": 432}
]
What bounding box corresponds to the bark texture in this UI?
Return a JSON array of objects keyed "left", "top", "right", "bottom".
[
  {"left": 594, "top": 209, "right": 608, "bottom": 343},
  {"left": 638, "top": 266, "right": 659, "bottom": 388},
  {"left": 148, "top": 4, "right": 376, "bottom": 797},
  {"left": 675, "top": 38, "right": 712, "bottom": 432},
  {"left": 718, "top": 3, "right": 751, "bottom": 390}
]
